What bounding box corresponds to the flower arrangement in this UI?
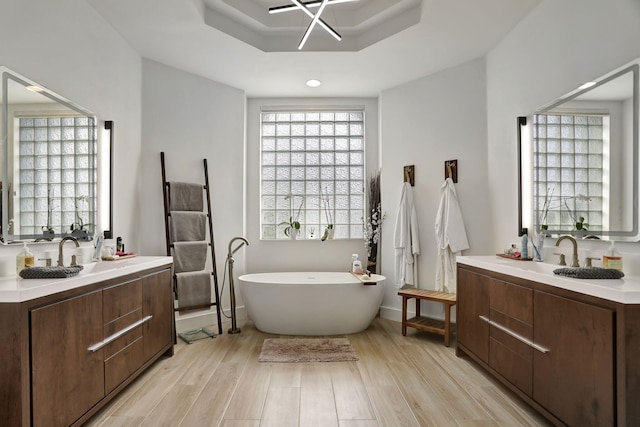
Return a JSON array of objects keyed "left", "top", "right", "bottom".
[{"left": 364, "top": 170, "right": 384, "bottom": 268}]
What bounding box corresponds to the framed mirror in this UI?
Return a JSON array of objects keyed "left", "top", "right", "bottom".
[
  {"left": 1, "top": 67, "right": 109, "bottom": 243},
  {"left": 519, "top": 58, "right": 639, "bottom": 241}
]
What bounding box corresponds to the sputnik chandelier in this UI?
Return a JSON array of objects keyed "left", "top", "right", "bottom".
[{"left": 269, "top": 0, "right": 359, "bottom": 50}]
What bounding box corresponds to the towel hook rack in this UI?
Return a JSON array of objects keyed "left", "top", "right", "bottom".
[
  {"left": 445, "top": 160, "right": 458, "bottom": 183},
  {"left": 403, "top": 165, "right": 415, "bottom": 186}
]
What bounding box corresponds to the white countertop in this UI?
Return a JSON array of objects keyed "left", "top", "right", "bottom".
[
  {"left": 457, "top": 255, "right": 640, "bottom": 304},
  {"left": 0, "top": 256, "right": 173, "bottom": 303}
]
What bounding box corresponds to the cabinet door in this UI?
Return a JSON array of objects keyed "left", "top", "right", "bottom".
[
  {"left": 31, "top": 291, "right": 104, "bottom": 427},
  {"left": 143, "top": 268, "right": 174, "bottom": 360},
  {"left": 533, "top": 291, "right": 615, "bottom": 427},
  {"left": 457, "top": 267, "right": 490, "bottom": 363}
]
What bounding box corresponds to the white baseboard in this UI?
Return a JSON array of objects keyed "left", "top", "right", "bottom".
[
  {"left": 175, "top": 306, "right": 247, "bottom": 333},
  {"left": 178, "top": 304, "right": 451, "bottom": 334}
]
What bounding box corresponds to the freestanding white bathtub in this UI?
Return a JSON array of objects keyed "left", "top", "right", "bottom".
[{"left": 238, "top": 272, "right": 385, "bottom": 335}]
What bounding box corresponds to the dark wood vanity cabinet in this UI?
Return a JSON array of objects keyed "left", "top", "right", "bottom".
[
  {"left": 0, "top": 265, "right": 173, "bottom": 427},
  {"left": 457, "top": 264, "right": 628, "bottom": 426},
  {"left": 457, "top": 267, "right": 490, "bottom": 363},
  {"left": 533, "top": 291, "right": 615, "bottom": 426},
  {"left": 31, "top": 290, "right": 105, "bottom": 427}
]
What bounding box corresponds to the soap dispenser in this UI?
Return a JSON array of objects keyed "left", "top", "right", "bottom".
[
  {"left": 603, "top": 242, "right": 623, "bottom": 271},
  {"left": 16, "top": 243, "right": 35, "bottom": 274},
  {"left": 352, "top": 254, "right": 363, "bottom": 274}
]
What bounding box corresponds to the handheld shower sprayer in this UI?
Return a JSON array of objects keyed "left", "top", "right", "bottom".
[
  {"left": 228, "top": 236, "right": 249, "bottom": 258},
  {"left": 227, "top": 236, "right": 249, "bottom": 334}
]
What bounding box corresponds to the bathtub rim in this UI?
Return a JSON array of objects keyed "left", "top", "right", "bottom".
[{"left": 238, "top": 271, "right": 385, "bottom": 285}]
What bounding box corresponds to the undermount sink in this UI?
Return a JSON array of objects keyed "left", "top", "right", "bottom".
[
  {"left": 494, "top": 259, "right": 558, "bottom": 275},
  {"left": 79, "top": 259, "right": 132, "bottom": 275},
  {"left": 19, "top": 265, "right": 84, "bottom": 279}
]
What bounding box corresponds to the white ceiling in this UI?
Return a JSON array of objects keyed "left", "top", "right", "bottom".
[{"left": 87, "top": 0, "right": 541, "bottom": 97}]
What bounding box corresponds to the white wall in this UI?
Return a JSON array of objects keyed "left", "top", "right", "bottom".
[
  {"left": 139, "top": 60, "right": 246, "bottom": 329},
  {"left": 245, "top": 98, "right": 379, "bottom": 273},
  {"left": 378, "top": 57, "right": 490, "bottom": 321},
  {"left": 0, "top": 0, "right": 141, "bottom": 258},
  {"left": 487, "top": 0, "right": 640, "bottom": 258}
]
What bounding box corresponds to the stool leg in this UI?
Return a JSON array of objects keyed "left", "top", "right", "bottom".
[
  {"left": 444, "top": 303, "right": 451, "bottom": 347},
  {"left": 401, "top": 296, "right": 408, "bottom": 336},
  {"left": 415, "top": 298, "right": 421, "bottom": 318}
]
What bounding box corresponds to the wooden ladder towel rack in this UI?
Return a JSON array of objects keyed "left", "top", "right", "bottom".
[{"left": 160, "top": 152, "right": 223, "bottom": 343}]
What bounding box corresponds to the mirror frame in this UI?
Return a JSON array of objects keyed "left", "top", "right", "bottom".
[
  {"left": 519, "top": 59, "right": 640, "bottom": 241},
  {"left": 1, "top": 67, "right": 112, "bottom": 244}
]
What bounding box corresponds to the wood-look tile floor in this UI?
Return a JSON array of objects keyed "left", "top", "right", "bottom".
[{"left": 86, "top": 317, "right": 552, "bottom": 427}]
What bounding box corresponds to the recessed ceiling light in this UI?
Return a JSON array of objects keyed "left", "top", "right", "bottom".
[{"left": 306, "top": 79, "right": 321, "bottom": 87}]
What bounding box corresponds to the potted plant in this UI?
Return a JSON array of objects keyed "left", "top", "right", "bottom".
[
  {"left": 41, "top": 225, "right": 55, "bottom": 238},
  {"left": 42, "top": 188, "right": 56, "bottom": 239},
  {"left": 320, "top": 186, "right": 334, "bottom": 241},
  {"left": 279, "top": 216, "right": 300, "bottom": 239},
  {"left": 573, "top": 216, "right": 589, "bottom": 238},
  {"left": 70, "top": 195, "right": 92, "bottom": 241},
  {"left": 279, "top": 195, "right": 303, "bottom": 239}
]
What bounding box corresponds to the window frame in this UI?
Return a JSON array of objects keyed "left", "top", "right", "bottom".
[{"left": 259, "top": 108, "right": 366, "bottom": 240}]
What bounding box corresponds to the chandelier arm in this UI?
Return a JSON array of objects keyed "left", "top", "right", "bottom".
[
  {"left": 291, "top": 0, "right": 341, "bottom": 42},
  {"left": 298, "top": 0, "right": 330, "bottom": 49},
  {"left": 269, "top": 0, "right": 358, "bottom": 14}
]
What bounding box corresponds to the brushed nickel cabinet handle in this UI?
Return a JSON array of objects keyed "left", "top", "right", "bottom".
[
  {"left": 479, "top": 315, "right": 549, "bottom": 354},
  {"left": 88, "top": 315, "right": 153, "bottom": 352}
]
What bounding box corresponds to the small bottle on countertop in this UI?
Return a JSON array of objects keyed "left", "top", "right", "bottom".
[
  {"left": 603, "top": 241, "right": 623, "bottom": 271},
  {"left": 521, "top": 234, "right": 529, "bottom": 259},
  {"left": 16, "top": 242, "right": 35, "bottom": 274},
  {"left": 116, "top": 236, "right": 124, "bottom": 253},
  {"left": 352, "top": 254, "right": 363, "bottom": 274}
]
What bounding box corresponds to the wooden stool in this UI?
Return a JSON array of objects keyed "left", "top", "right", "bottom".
[{"left": 398, "top": 287, "right": 457, "bottom": 346}]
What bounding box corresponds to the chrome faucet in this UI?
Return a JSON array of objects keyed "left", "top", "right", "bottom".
[
  {"left": 58, "top": 236, "right": 80, "bottom": 267},
  {"left": 555, "top": 235, "right": 580, "bottom": 267}
]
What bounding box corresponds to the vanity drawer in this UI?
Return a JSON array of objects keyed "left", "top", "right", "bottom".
[
  {"left": 489, "top": 278, "right": 532, "bottom": 324},
  {"left": 490, "top": 334, "right": 532, "bottom": 395},
  {"left": 103, "top": 279, "right": 142, "bottom": 323},
  {"left": 104, "top": 336, "right": 145, "bottom": 394}
]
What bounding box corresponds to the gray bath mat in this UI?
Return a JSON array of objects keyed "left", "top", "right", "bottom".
[{"left": 258, "top": 338, "right": 359, "bottom": 363}]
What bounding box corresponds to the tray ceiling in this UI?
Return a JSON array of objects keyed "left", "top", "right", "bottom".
[{"left": 203, "top": 0, "right": 422, "bottom": 52}]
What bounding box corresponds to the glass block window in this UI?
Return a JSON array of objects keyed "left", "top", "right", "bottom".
[
  {"left": 17, "top": 116, "right": 97, "bottom": 237},
  {"left": 260, "top": 110, "right": 365, "bottom": 240},
  {"left": 533, "top": 113, "right": 607, "bottom": 233}
]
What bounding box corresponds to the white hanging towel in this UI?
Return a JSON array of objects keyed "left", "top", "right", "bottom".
[
  {"left": 394, "top": 182, "right": 420, "bottom": 288},
  {"left": 435, "top": 177, "right": 469, "bottom": 293}
]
